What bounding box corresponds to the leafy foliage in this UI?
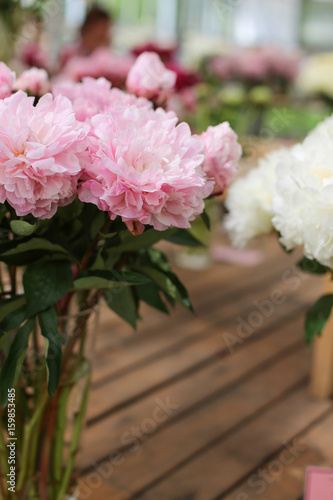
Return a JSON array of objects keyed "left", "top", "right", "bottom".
[
  {"left": 0, "top": 201, "right": 198, "bottom": 405},
  {"left": 305, "top": 294, "right": 333, "bottom": 345}
]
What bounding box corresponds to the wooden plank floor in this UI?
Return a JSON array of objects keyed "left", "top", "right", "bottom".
[{"left": 77, "top": 234, "right": 333, "bottom": 500}]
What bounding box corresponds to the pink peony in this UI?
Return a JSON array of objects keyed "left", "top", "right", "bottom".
[
  {"left": 201, "top": 123, "right": 242, "bottom": 195},
  {"left": 78, "top": 105, "right": 213, "bottom": 232},
  {"left": 13, "top": 68, "right": 50, "bottom": 96},
  {"left": 0, "top": 63, "right": 15, "bottom": 99},
  {"left": 20, "top": 42, "right": 49, "bottom": 70},
  {"left": 52, "top": 77, "right": 152, "bottom": 122},
  {"left": 0, "top": 91, "right": 89, "bottom": 218},
  {"left": 61, "top": 48, "right": 135, "bottom": 88},
  {"left": 126, "top": 52, "right": 176, "bottom": 105}
]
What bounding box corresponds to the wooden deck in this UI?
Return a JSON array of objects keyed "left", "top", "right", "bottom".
[{"left": 77, "top": 234, "right": 333, "bottom": 500}]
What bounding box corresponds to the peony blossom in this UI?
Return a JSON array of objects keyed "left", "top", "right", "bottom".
[
  {"left": 52, "top": 77, "right": 151, "bottom": 122},
  {"left": 200, "top": 123, "right": 242, "bottom": 195},
  {"left": 0, "top": 91, "right": 88, "bottom": 218},
  {"left": 61, "top": 48, "right": 135, "bottom": 88},
  {"left": 13, "top": 68, "right": 50, "bottom": 96},
  {"left": 225, "top": 148, "right": 293, "bottom": 247},
  {"left": 126, "top": 52, "right": 176, "bottom": 105},
  {"left": 0, "top": 62, "right": 15, "bottom": 99},
  {"left": 273, "top": 118, "right": 333, "bottom": 268},
  {"left": 20, "top": 42, "right": 49, "bottom": 70},
  {"left": 78, "top": 105, "right": 213, "bottom": 232}
]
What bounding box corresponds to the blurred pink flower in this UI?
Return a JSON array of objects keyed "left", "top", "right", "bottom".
[
  {"left": 20, "top": 42, "right": 49, "bottom": 70},
  {"left": 14, "top": 68, "right": 50, "bottom": 96},
  {"left": 126, "top": 52, "right": 176, "bottom": 105},
  {"left": 131, "top": 42, "right": 177, "bottom": 64},
  {"left": 52, "top": 77, "right": 152, "bottom": 122},
  {"left": 0, "top": 63, "right": 15, "bottom": 99},
  {"left": 201, "top": 123, "right": 242, "bottom": 195},
  {"left": 61, "top": 48, "right": 135, "bottom": 88},
  {"left": 0, "top": 91, "right": 88, "bottom": 218},
  {"left": 79, "top": 105, "right": 213, "bottom": 232}
]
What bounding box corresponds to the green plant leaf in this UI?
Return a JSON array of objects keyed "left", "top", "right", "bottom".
[
  {"left": 297, "top": 257, "right": 328, "bottom": 275},
  {"left": 305, "top": 294, "right": 333, "bottom": 345},
  {"left": 0, "top": 238, "right": 74, "bottom": 265},
  {"left": 137, "top": 283, "right": 169, "bottom": 314},
  {"left": 201, "top": 211, "right": 211, "bottom": 231},
  {"left": 0, "top": 318, "right": 35, "bottom": 407},
  {"left": 103, "top": 287, "right": 137, "bottom": 328},
  {"left": 165, "top": 229, "right": 205, "bottom": 248},
  {"left": 0, "top": 304, "right": 26, "bottom": 334},
  {"left": 74, "top": 277, "right": 125, "bottom": 290},
  {"left": 133, "top": 266, "right": 178, "bottom": 299},
  {"left": 0, "top": 296, "right": 26, "bottom": 324},
  {"left": 74, "top": 270, "right": 150, "bottom": 290},
  {"left": 133, "top": 266, "right": 193, "bottom": 313},
  {"left": 10, "top": 220, "right": 37, "bottom": 237},
  {"left": 166, "top": 272, "right": 194, "bottom": 313},
  {"left": 38, "top": 306, "right": 63, "bottom": 397},
  {"left": 23, "top": 261, "right": 73, "bottom": 317},
  {"left": 110, "top": 228, "right": 177, "bottom": 253}
]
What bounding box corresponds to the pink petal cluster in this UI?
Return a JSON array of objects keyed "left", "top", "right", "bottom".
[
  {"left": 52, "top": 77, "right": 151, "bottom": 122},
  {"left": 0, "top": 91, "right": 88, "bottom": 218},
  {"left": 13, "top": 68, "right": 50, "bottom": 96},
  {"left": 20, "top": 42, "right": 49, "bottom": 70},
  {"left": 208, "top": 46, "right": 299, "bottom": 83},
  {"left": 201, "top": 123, "right": 242, "bottom": 195},
  {"left": 79, "top": 105, "right": 213, "bottom": 232},
  {"left": 126, "top": 52, "right": 176, "bottom": 105},
  {"left": 0, "top": 62, "right": 15, "bottom": 99},
  {"left": 61, "top": 48, "right": 135, "bottom": 88}
]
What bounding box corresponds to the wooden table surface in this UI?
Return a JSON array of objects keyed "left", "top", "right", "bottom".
[{"left": 77, "top": 234, "right": 333, "bottom": 500}]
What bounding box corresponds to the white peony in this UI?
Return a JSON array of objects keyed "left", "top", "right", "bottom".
[
  {"left": 297, "top": 53, "right": 333, "bottom": 98},
  {"left": 272, "top": 119, "right": 333, "bottom": 268},
  {"left": 225, "top": 148, "right": 292, "bottom": 247}
]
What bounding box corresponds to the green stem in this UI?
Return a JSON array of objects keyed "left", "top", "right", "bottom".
[
  {"left": 52, "top": 384, "right": 72, "bottom": 493},
  {"left": 56, "top": 372, "right": 91, "bottom": 500},
  {"left": 16, "top": 391, "right": 49, "bottom": 492}
]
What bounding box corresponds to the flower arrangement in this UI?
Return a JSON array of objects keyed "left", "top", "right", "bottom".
[
  {"left": 0, "top": 53, "right": 241, "bottom": 499},
  {"left": 206, "top": 46, "right": 299, "bottom": 90},
  {"left": 225, "top": 113, "right": 333, "bottom": 343}
]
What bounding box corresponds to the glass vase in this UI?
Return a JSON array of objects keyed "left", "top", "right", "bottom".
[{"left": 0, "top": 299, "right": 100, "bottom": 500}]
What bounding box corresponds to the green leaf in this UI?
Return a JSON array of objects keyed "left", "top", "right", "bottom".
[
  {"left": 133, "top": 266, "right": 193, "bottom": 313},
  {"left": 110, "top": 228, "right": 177, "bottom": 253},
  {"left": 0, "top": 318, "right": 35, "bottom": 407},
  {"left": 165, "top": 229, "right": 205, "bottom": 248},
  {"left": 0, "top": 238, "right": 74, "bottom": 265},
  {"left": 10, "top": 220, "right": 37, "bottom": 236},
  {"left": 74, "top": 270, "right": 150, "bottom": 291},
  {"left": 104, "top": 287, "right": 137, "bottom": 328},
  {"left": 297, "top": 257, "right": 328, "bottom": 275},
  {"left": 137, "top": 283, "right": 169, "bottom": 314},
  {"left": 166, "top": 272, "right": 194, "bottom": 313},
  {"left": 74, "top": 277, "right": 125, "bottom": 290},
  {"left": 23, "top": 261, "right": 73, "bottom": 317},
  {"left": 0, "top": 296, "right": 26, "bottom": 324},
  {"left": 90, "top": 211, "right": 106, "bottom": 239},
  {"left": 201, "top": 211, "right": 211, "bottom": 231},
  {"left": 38, "top": 307, "right": 63, "bottom": 397},
  {"left": 305, "top": 294, "right": 333, "bottom": 345},
  {"left": 133, "top": 266, "right": 178, "bottom": 299},
  {"left": 0, "top": 304, "right": 26, "bottom": 334}
]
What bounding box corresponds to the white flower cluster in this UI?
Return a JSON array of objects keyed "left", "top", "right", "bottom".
[
  {"left": 225, "top": 114, "right": 333, "bottom": 269},
  {"left": 224, "top": 148, "right": 291, "bottom": 247}
]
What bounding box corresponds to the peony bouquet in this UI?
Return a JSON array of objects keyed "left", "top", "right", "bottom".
[
  {"left": 225, "top": 113, "right": 333, "bottom": 344},
  {"left": 0, "top": 53, "right": 241, "bottom": 499}
]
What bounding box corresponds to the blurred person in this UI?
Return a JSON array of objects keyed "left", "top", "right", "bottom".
[{"left": 59, "top": 5, "right": 114, "bottom": 69}]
